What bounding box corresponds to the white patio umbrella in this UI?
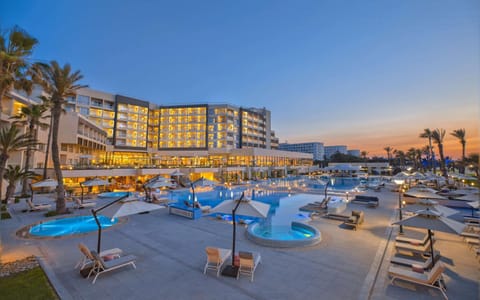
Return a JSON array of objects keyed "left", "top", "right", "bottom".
[
  {"left": 466, "top": 201, "right": 479, "bottom": 217},
  {"left": 210, "top": 193, "right": 270, "bottom": 277},
  {"left": 31, "top": 179, "right": 58, "bottom": 188},
  {"left": 452, "top": 193, "right": 479, "bottom": 202},
  {"left": 404, "top": 189, "right": 447, "bottom": 200},
  {"left": 192, "top": 177, "right": 218, "bottom": 188},
  {"left": 393, "top": 172, "right": 410, "bottom": 180},
  {"left": 393, "top": 208, "right": 465, "bottom": 268},
  {"left": 80, "top": 177, "right": 111, "bottom": 202},
  {"left": 30, "top": 179, "right": 58, "bottom": 204},
  {"left": 171, "top": 170, "right": 185, "bottom": 176},
  {"left": 409, "top": 172, "right": 426, "bottom": 180},
  {"left": 404, "top": 199, "right": 458, "bottom": 217},
  {"left": 92, "top": 197, "right": 163, "bottom": 253}
]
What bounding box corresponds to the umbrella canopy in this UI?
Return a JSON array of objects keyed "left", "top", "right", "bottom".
[
  {"left": 393, "top": 172, "right": 410, "bottom": 180},
  {"left": 452, "top": 192, "right": 479, "bottom": 202},
  {"left": 210, "top": 194, "right": 270, "bottom": 277},
  {"left": 103, "top": 200, "right": 164, "bottom": 219},
  {"left": 404, "top": 189, "right": 447, "bottom": 200},
  {"left": 192, "top": 177, "right": 218, "bottom": 188},
  {"left": 409, "top": 172, "right": 426, "bottom": 180},
  {"left": 467, "top": 201, "right": 479, "bottom": 209},
  {"left": 92, "top": 198, "right": 164, "bottom": 252},
  {"left": 81, "top": 177, "right": 110, "bottom": 187},
  {"left": 393, "top": 208, "right": 466, "bottom": 267},
  {"left": 404, "top": 199, "right": 458, "bottom": 217},
  {"left": 145, "top": 177, "right": 175, "bottom": 189},
  {"left": 211, "top": 198, "right": 270, "bottom": 218},
  {"left": 31, "top": 179, "right": 58, "bottom": 188},
  {"left": 171, "top": 170, "right": 185, "bottom": 176}
]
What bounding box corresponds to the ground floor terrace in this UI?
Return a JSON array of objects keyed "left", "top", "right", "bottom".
[{"left": 1, "top": 188, "right": 478, "bottom": 299}]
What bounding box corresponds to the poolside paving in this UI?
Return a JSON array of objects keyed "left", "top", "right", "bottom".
[{"left": 1, "top": 189, "right": 478, "bottom": 299}]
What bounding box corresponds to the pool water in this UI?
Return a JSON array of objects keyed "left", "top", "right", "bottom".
[
  {"left": 29, "top": 215, "right": 117, "bottom": 237},
  {"left": 98, "top": 191, "right": 130, "bottom": 198},
  {"left": 251, "top": 224, "right": 315, "bottom": 240}
]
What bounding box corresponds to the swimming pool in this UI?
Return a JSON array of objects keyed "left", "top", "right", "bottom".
[
  {"left": 29, "top": 215, "right": 117, "bottom": 237},
  {"left": 98, "top": 191, "right": 130, "bottom": 198},
  {"left": 247, "top": 221, "right": 321, "bottom": 247}
]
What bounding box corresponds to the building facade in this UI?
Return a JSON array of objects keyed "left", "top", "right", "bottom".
[
  {"left": 279, "top": 142, "right": 325, "bottom": 161},
  {"left": 324, "top": 145, "right": 348, "bottom": 159}
]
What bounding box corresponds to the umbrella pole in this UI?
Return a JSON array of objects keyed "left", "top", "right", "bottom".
[
  {"left": 428, "top": 229, "right": 435, "bottom": 269},
  {"left": 190, "top": 183, "right": 195, "bottom": 209},
  {"left": 221, "top": 193, "right": 244, "bottom": 277},
  {"left": 93, "top": 210, "right": 102, "bottom": 253},
  {"left": 80, "top": 183, "right": 84, "bottom": 204}
]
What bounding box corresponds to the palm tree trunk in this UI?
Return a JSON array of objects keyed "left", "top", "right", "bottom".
[
  {"left": 21, "top": 123, "right": 35, "bottom": 195},
  {"left": 0, "top": 154, "right": 8, "bottom": 203},
  {"left": 5, "top": 183, "right": 16, "bottom": 204},
  {"left": 438, "top": 144, "right": 447, "bottom": 178},
  {"left": 0, "top": 87, "right": 5, "bottom": 114},
  {"left": 51, "top": 103, "right": 66, "bottom": 213},
  {"left": 429, "top": 138, "right": 434, "bottom": 173},
  {"left": 43, "top": 117, "right": 53, "bottom": 179}
]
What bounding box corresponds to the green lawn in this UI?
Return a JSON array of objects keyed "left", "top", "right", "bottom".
[{"left": 0, "top": 267, "right": 58, "bottom": 300}]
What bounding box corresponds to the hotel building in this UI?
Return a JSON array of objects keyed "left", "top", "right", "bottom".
[
  {"left": 0, "top": 88, "right": 310, "bottom": 196},
  {"left": 279, "top": 142, "right": 325, "bottom": 161},
  {"left": 324, "top": 145, "right": 348, "bottom": 159}
]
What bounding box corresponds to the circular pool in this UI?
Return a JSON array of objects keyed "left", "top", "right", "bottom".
[
  {"left": 246, "top": 221, "right": 321, "bottom": 248},
  {"left": 28, "top": 215, "right": 117, "bottom": 237}
]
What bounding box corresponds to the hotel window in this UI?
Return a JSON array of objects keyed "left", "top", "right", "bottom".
[
  {"left": 77, "top": 95, "right": 90, "bottom": 105},
  {"left": 78, "top": 107, "right": 89, "bottom": 116}
]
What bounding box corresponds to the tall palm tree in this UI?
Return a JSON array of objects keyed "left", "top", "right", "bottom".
[
  {"left": 421, "top": 145, "right": 431, "bottom": 171},
  {"left": 384, "top": 146, "right": 392, "bottom": 165},
  {"left": 431, "top": 128, "right": 447, "bottom": 177},
  {"left": 419, "top": 128, "right": 434, "bottom": 172},
  {"left": 37, "top": 61, "right": 86, "bottom": 214},
  {"left": 451, "top": 129, "right": 466, "bottom": 173},
  {"left": 0, "top": 125, "right": 37, "bottom": 201},
  {"left": 0, "top": 26, "right": 38, "bottom": 113},
  {"left": 10, "top": 104, "right": 49, "bottom": 194},
  {"left": 394, "top": 149, "right": 406, "bottom": 168},
  {"left": 3, "top": 165, "right": 35, "bottom": 204}
]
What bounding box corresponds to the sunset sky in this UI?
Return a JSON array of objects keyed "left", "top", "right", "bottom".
[{"left": 2, "top": 0, "right": 478, "bottom": 159}]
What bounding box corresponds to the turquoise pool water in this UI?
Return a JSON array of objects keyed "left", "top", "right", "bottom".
[
  {"left": 29, "top": 215, "right": 117, "bottom": 237},
  {"left": 98, "top": 191, "right": 130, "bottom": 198}
]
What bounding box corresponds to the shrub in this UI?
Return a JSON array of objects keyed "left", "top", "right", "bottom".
[{"left": 1, "top": 212, "right": 12, "bottom": 219}]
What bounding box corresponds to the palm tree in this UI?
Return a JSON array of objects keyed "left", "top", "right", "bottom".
[
  {"left": 419, "top": 129, "right": 434, "bottom": 172},
  {"left": 431, "top": 128, "right": 447, "bottom": 177},
  {"left": 451, "top": 129, "right": 466, "bottom": 174},
  {"left": 0, "top": 26, "right": 38, "bottom": 113},
  {"left": 10, "top": 104, "right": 49, "bottom": 194},
  {"left": 465, "top": 153, "right": 479, "bottom": 178},
  {"left": 37, "top": 61, "right": 86, "bottom": 214},
  {"left": 0, "top": 125, "right": 37, "bottom": 201},
  {"left": 394, "top": 149, "right": 406, "bottom": 168},
  {"left": 3, "top": 165, "right": 35, "bottom": 204},
  {"left": 384, "top": 146, "right": 392, "bottom": 165}
]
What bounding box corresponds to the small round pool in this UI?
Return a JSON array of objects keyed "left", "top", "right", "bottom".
[
  {"left": 29, "top": 215, "right": 117, "bottom": 237},
  {"left": 98, "top": 191, "right": 130, "bottom": 198},
  {"left": 246, "top": 221, "right": 321, "bottom": 248}
]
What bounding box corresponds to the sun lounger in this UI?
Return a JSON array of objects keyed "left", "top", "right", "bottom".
[
  {"left": 237, "top": 251, "right": 261, "bottom": 282},
  {"left": 73, "top": 197, "right": 96, "bottom": 209},
  {"left": 395, "top": 240, "right": 434, "bottom": 256},
  {"left": 396, "top": 234, "right": 433, "bottom": 246},
  {"left": 351, "top": 195, "right": 379, "bottom": 207},
  {"left": 324, "top": 213, "right": 350, "bottom": 221},
  {"left": 343, "top": 210, "right": 364, "bottom": 230},
  {"left": 75, "top": 243, "right": 123, "bottom": 270},
  {"left": 89, "top": 250, "right": 136, "bottom": 284},
  {"left": 26, "top": 199, "right": 52, "bottom": 211},
  {"left": 388, "top": 262, "right": 447, "bottom": 299},
  {"left": 204, "top": 247, "right": 231, "bottom": 277},
  {"left": 390, "top": 251, "right": 440, "bottom": 270}
]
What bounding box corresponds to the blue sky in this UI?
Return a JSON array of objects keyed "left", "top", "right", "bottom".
[{"left": 2, "top": 0, "right": 479, "bottom": 157}]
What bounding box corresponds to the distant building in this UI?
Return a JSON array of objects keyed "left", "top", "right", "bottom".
[
  {"left": 348, "top": 149, "right": 361, "bottom": 157},
  {"left": 324, "top": 145, "right": 347, "bottom": 159},
  {"left": 279, "top": 142, "right": 325, "bottom": 161}
]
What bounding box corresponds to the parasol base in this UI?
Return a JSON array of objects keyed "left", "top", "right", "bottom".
[{"left": 221, "top": 265, "right": 238, "bottom": 277}]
